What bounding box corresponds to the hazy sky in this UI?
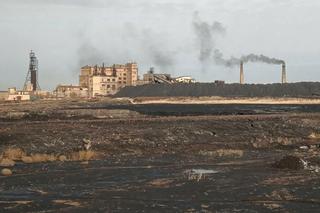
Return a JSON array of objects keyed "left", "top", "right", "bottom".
[{"left": 1, "top": 0, "right": 320, "bottom": 91}]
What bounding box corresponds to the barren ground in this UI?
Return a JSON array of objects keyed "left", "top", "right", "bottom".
[{"left": 0, "top": 99, "right": 320, "bottom": 212}]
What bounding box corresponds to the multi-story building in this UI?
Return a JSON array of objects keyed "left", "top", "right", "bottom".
[{"left": 79, "top": 63, "right": 138, "bottom": 97}]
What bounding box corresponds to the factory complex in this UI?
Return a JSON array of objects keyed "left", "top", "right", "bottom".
[{"left": 1, "top": 51, "right": 289, "bottom": 101}]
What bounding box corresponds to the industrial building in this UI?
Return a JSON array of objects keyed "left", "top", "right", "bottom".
[
  {"left": 2, "top": 51, "right": 43, "bottom": 101},
  {"left": 138, "top": 68, "right": 196, "bottom": 85},
  {"left": 55, "top": 85, "right": 89, "bottom": 99},
  {"left": 6, "top": 88, "right": 30, "bottom": 101},
  {"left": 175, "top": 76, "right": 196, "bottom": 84},
  {"left": 79, "top": 63, "right": 138, "bottom": 97}
]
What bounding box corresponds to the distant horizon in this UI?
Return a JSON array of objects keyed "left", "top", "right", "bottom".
[{"left": 1, "top": 54, "right": 320, "bottom": 92}]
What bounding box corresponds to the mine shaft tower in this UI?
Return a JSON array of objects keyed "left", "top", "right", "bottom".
[{"left": 23, "top": 50, "right": 40, "bottom": 91}]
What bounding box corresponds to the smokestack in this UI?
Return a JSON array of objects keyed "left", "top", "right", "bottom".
[
  {"left": 101, "top": 63, "right": 106, "bottom": 76},
  {"left": 240, "top": 61, "right": 244, "bottom": 84},
  {"left": 281, "top": 63, "right": 287, "bottom": 84}
]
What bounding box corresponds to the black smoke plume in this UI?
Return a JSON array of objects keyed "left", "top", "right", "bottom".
[
  {"left": 192, "top": 11, "right": 226, "bottom": 64},
  {"left": 193, "top": 12, "right": 285, "bottom": 67}
]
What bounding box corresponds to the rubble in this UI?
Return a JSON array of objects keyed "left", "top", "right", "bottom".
[{"left": 185, "top": 169, "right": 219, "bottom": 181}]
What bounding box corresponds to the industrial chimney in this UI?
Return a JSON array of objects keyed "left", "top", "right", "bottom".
[
  {"left": 240, "top": 61, "right": 244, "bottom": 85},
  {"left": 281, "top": 63, "right": 287, "bottom": 84}
]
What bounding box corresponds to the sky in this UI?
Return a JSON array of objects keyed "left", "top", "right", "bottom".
[{"left": 0, "top": 0, "right": 320, "bottom": 91}]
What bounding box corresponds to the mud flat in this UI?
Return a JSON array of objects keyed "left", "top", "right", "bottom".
[{"left": 0, "top": 99, "right": 320, "bottom": 212}]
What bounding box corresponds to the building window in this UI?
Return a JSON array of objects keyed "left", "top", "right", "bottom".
[
  {"left": 124, "top": 78, "right": 127, "bottom": 80},
  {"left": 107, "top": 79, "right": 110, "bottom": 82},
  {"left": 112, "top": 79, "right": 115, "bottom": 82},
  {"left": 107, "top": 85, "right": 110, "bottom": 88},
  {"left": 112, "top": 85, "right": 116, "bottom": 90}
]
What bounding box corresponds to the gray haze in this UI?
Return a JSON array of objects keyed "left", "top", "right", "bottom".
[{"left": 1, "top": 0, "right": 320, "bottom": 90}]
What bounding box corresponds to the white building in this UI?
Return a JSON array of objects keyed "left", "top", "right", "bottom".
[
  {"left": 6, "top": 88, "right": 30, "bottom": 101},
  {"left": 175, "top": 76, "right": 196, "bottom": 83}
]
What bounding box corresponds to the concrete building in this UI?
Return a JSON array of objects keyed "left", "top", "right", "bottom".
[
  {"left": 55, "top": 85, "right": 89, "bottom": 98},
  {"left": 7, "top": 94, "right": 30, "bottom": 101},
  {"left": 6, "top": 87, "right": 30, "bottom": 101},
  {"left": 89, "top": 76, "right": 118, "bottom": 96},
  {"left": 80, "top": 63, "right": 138, "bottom": 97}
]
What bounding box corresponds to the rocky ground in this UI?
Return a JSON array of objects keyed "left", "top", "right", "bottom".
[{"left": 0, "top": 99, "right": 320, "bottom": 212}]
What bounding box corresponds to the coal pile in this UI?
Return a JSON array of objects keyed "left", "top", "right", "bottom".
[
  {"left": 273, "top": 156, "right": 305, "bottom": 170},
  {"left": 115, "top": 82, "right": 320, "bottom": 98}
]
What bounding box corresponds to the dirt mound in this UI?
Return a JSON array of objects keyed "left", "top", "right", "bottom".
[
  {"left": 68, "top": 151, "right": 96, "bottom": 161},
  {"left": 3, "top": 148, "right": 25, "bottom": 160},
  {"left": 1, "top": 168, "right": 12, "bottom": 176},
  {"left": 273, "top": 156, "right": 305, "bottom": 170},
  {"left": 0, "top": 158, "right": 15, "bottom": 167}
]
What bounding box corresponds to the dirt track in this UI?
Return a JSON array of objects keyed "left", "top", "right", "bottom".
[{"left": 0, "top": 100, "right": 320, "bottom": 212}]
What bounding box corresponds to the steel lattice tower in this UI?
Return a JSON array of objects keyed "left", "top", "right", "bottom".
[{"left": 23, "top": 50, "right": 40, "bottom": 91}]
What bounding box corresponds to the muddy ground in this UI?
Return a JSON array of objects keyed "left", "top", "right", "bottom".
[{"left": 0, "top": 99, "right": 320, "bottom": 212}]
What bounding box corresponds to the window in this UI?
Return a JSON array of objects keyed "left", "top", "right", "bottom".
[
  {"left": 107, "top": 79, "right": 110, "bottom": 82},
  {"left": 112, "top": 85, "right": 116, "bottom": 90},
  {"left": 107, "top": 85, "right": 110, "bottom": 88},
  {"left": 112, "top": 79, "right": 115, "bottom": 82},
  {"left": 124, "top": 78, "right": 127, "bottom": 80}
]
